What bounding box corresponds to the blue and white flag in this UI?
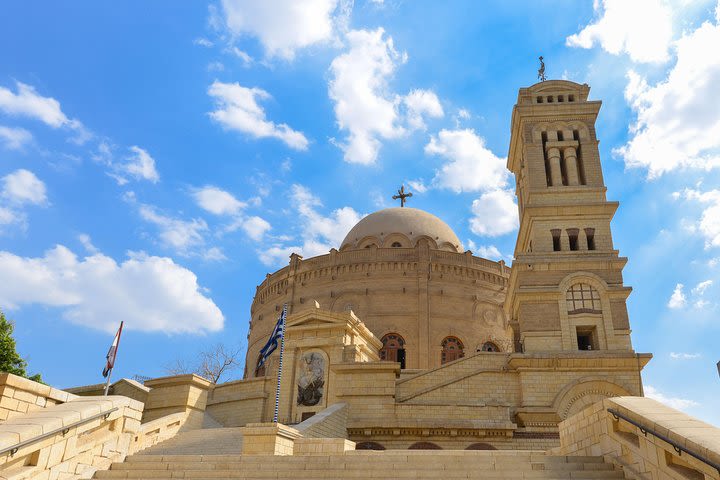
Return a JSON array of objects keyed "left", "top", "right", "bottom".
[{"left": 257, "top": 306, "right": 286, "bottom": 370}]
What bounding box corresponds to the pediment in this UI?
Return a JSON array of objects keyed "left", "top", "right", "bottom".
[{"left": 286, "top": 309, "right": 356, "bottom": 329}]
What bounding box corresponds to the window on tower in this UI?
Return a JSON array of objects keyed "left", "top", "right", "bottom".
[
  {"left": 380, "top": 333, "right": 406, "bottom": 369},
  {"left": 441, "top": 336, "right": 465, "bottom": 364},
  {"left": 585, "top": 228, "right": 596, "bottom": 250},
  {"left": 551, "top": 229, "right": 561, "bottom": 251},
  {"left": 566, "top": 283, "right": 602, "bottom": 314},
  {"left": 567, "top": 228, "right": 579, "bottom": 251}
]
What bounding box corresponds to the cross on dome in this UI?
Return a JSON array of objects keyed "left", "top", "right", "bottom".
[{"left": 392, "top": 185, "right": 413, "bottom": 207}]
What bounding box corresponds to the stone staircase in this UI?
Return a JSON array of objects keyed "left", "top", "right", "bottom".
[{"left": 95, "top": 429, "right": 624, "bottom": 480}]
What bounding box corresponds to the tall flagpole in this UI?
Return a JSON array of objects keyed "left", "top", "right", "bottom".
[
  {"left": 103, "top": 367, "right": 113, "bottom": 396},
  {"left": 103, "top": 321, "right": 123, "bottom": 396},
  {"left": 273, "top": 304, "right": 287, "bottom": 423}
]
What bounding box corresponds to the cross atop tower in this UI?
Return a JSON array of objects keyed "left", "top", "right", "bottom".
[{"left": 392, "top": 185, "right": 413, "bottom": 207}]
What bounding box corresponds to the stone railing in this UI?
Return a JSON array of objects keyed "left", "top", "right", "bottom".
[
  {"left": 0, "top": 393, "right": 198, "bottom": 480},
  {"left": 0, "top": 373, "right": 76, "bottom": 421},
  {"left": 295, "top": 403, "right": 348, "bottom": 439},
  {"left": 555, "top": 396, "right": 720, "bottom": 480}
]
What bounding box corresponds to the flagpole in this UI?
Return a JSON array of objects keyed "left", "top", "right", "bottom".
[
  {"left": 273, "top": 304, "right": 287, "bottom": 424},
  {"left": 103, "top": 368, "right": 113, "bottom": 396}
]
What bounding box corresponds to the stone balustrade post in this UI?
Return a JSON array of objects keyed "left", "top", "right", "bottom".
[{"left": 143, "top": 374, "right": 213, "bottom": 429}]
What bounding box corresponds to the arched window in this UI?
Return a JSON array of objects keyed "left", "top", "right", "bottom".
[
  {"left": 391, "top": 242, "right": 402, "bottom": 247},
  {"left": 465, "top": 443, "right": 496, "bottom": 450},
  {"left": 441, "top": 336, "right": 464, "bottom": 364},
  {"left": 380, "top": 333, "right": 406, "bottom": 369},
  {"left": 408, "top": 442, "right": 442, "bottom": 450},
  {"left": 481, "top": 342, "right": 499, "bottom": 352},
  {"left": 356, "top": 442, "right": 386, "bottom": 450},
  {"left": 566, "top": 283, "right": 602, "bottom": 314}
]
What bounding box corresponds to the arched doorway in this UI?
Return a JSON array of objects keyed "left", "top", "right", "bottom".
[
  {"left": 380, "top": 333, "right": 406, "bottom": 369},
  {"left": 356, "top": 442, "right": 386, "bottom": 450},
  {"left": 441, "top": 336, "right": 464, "bottom": 364},
  {"left": 408, "top": 442, "right": 442, "bottom": 450}
]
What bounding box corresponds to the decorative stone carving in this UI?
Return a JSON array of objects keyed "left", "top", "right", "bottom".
[{"left": 297, "top": 352, "right": 325, "bottom": 406}]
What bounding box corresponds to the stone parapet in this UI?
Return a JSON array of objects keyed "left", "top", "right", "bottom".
[
  {"left": 556, "top": 396, "right": 720, "bottom": 480},
  {"left": 0, "top": 373, "right": 76, "bottom": 421},
  {"left": 240, "top": 423, "right": 302, "bottom": 456},
  {"left": 142, "top": 374, "right": 212, "bottom": 429}
]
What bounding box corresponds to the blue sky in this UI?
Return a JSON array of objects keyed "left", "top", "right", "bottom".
[{"left": 1, "top": 1, "right": 719, "bottom": 426}]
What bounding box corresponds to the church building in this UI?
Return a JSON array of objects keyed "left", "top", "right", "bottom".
[{"left": 201, "top": 79, "right": 652, "bottom": 450}]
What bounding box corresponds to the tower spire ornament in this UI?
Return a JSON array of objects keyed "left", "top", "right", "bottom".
[
  {"left": 392, "top": 185, "right": 413, "bottom": 207},
  {"left": 538, "top": 56, "right": 546, "bottom": 82}
]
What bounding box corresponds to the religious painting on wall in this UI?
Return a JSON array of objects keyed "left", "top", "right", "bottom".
[{"left": 297, "top": 352, "right": 325, "bottom": 406}]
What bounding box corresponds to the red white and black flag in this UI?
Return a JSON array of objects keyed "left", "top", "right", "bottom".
[{"left": 102, "top": 321, "right": 123, "bottom": 378}]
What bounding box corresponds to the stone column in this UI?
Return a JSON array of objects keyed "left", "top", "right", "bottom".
[
  {"left": 547, "top": 147, "right": 563, "bottom": 186},
  {"left": 564, "top": 146, "right": 580, "bottom": 186},
  {"left": 143, "top": 374, "right": 213, "bottom": 429}
]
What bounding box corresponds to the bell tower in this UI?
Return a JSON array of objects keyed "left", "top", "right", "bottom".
[{"left": 505, "top": 80, "right": 634, "bottom": 353}]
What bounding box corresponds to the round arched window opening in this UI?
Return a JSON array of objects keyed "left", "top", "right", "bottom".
[
  {"left": 441, "top": 336, "right": 464, "bottom": 364},
  {"left": 356, "top": 442, "right": 386, "bottom": 450},
  {"left": 380, "top": 333, "right": 406, "bottom": 369},
  {"left": 481, "top": 342, "right": 499, "bottom": 352},
  {"left": 391, "top": 242, "right": 402, "bottom": 247}
]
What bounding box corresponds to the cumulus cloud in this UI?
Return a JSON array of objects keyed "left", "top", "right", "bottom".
[
  {"left": 677, "top": 188, "right": 720, "bottom": 248},
  {"left": 403, "top": 89, "right": 444, "bottom": 130},
  {"left": 425, "top": 129, "right": 509, "bottom": 193},
  {"left": 193, "top": 186, "right": 247, "bottom": 216},
  {"left": 644, "top": 385, "right": 699, "bottom": 411},
  {"left": 208, "top": 81, "right": 308, "bottom": 150},
  {"left": 469, "top": 189, "right": 518, "bottom": 237},
  {"left": 0, "top": 245, "right": 223, "bottom": 334},
  {"left": 465, "top": 239, "right": 502, "bottom": 259},
  {"left": 692, "top": 279, "right": 713, "bottom": 295},
  {"left": 566, "top": 0, "right": 673, "bottom": 63},
  {"left": 615, "top": 14, "right": 720, "bottom": 177},
  {"left": 220, "top": 0, "right": 340, "bottom": 60},
  {"left": 138, "top": 204, "right": 213, "bottom": 259},
  {"left": 667, "top": 283, "right": 687, "bottom": 308},
  {"left": 259, "top": 184, "right": 362, "bottom": 266},
  {"left": 93, "top": 143, "right": 160, "bottom": 185},
  {"left": 192, "top": 185, "right": 272, "bottom": 242},
  {"left": 2, "top": 169, "right": 47, "bottom": 206},
  {"left": 0, "top": 81, "right": 89, "bottom": 143},
  {"left": 0, "top": 126, "right": 32, "bottom": 150}
]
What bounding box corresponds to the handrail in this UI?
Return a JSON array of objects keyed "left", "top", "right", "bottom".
[
  {"left": 1, "top": 406, "right": 119, "bottom": 457},
  {"left": 607, "top": 408, "right": 720, "bottom": 474}
]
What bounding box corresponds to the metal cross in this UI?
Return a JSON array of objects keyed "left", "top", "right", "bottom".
[
  {"left": 392, "top": 185, "right": 413, "bottom": 207},
  {"left": 538, "top": 56, "right": 546, "bottom": 82}
]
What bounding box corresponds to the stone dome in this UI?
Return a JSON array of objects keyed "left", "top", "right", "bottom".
[{"left": 340, "top": 207, "right": 462, "bottom": 252}]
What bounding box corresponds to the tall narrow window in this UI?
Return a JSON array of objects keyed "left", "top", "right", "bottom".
[
  {"left": 551, "top": 229, "right": 561, "bottom": 251},
  {"left": 567, "top": 228, "right": 579, "bottom": 251},
  {"left": 441, "top": 336, "right": 464, "bottom": 364},
  {"left": 380, "top": 333, "right": 406, "bottom": 369},
  {"left": 542, "top": 131, "right": 551, "bottom": 186},
  {"left": 585, "top": 228, "right": 596, "bottom": 250}
]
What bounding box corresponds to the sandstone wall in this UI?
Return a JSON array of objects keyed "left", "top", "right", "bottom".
[{"left": 0, "top": 373, "right": 75, "bottom": 421}]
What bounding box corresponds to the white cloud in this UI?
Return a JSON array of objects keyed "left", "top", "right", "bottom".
[
  {"left": 670, "top": 352, "right": 701, "bottom": 359},
  {"left": 425, "top": 129, "right": 509, "bottom": 193},
  {"left": 0, "top": 245, "right": 223, "bottom": 334},
  {"left": 615, "top": 14, "right": 720, "bottom": 178},
  {"left": 194, "top": 186, "right": 247, "bottom": 216},
  {"left": 677, "top": 188, "right": 720, "bottom": 248},
  {"left": 403, "top": 89, "right": 444, "bottom": 130},
  {"left": 2, "top": 169, "right": 47, "bottom": 206},
  {"left": 0, "top": 207, "right": 24, "bottom": 232},
  {"left": 77, "top": 234, "right": 99, "bottom": 254},
  {"left": 220, "top": 0, "right": 340, "bottom": 60},
  {"left": 194, "top": 37, "right": 214, "bottom": 47},
  {"left": 329, "top": 28, "right": 405, "bottom": 165},
  {"left": 644, "top": 385, "right": 699, "bottom": 411},
  {"left": 566, "top": 0, "right": 673, "bottom": 63},
  {"left": 139, "top": 204, "right": 210, "bottom": 257},
  {"left": 0, "top": 126, "right": 32, "bottom": 150},
  {"left": 0, "top": 82, "right": 89, "bottom": 143},
  {"left": 207, "top": 61, "right": 225, "bottom": 72},
  {"left": 122, "top": 146, "right": 160, "bottom": 184},
  {"left": 667, "top": 283, "right": 687, "bottom": 308},
  {"left": 466, "top": 239, "right": 502, "bottom": 259},
  {"left": 208, "top": 81, "right": 309, "bottom": 150},
  {"left": 258, "top": 184, "right": 363, "bottom": 266},
  {"left": 227, "top": 46, "right": 253, "bottom": 65},
  {"left": 242, "top": 215, "right": 271, "bottom": 241},
  {"left": 469, "top": 189, "right": 518, "bottom": 237},
  {"left": 692, "top": 279, "right": 713, "bottom": 295},
  {"left": 406, "top": 179, "right": 428, "bottom": 194}
]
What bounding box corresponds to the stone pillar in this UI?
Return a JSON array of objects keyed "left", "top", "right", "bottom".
[
  {"left": 143, "top": 374, "right": 213, "bottom": 429},
  {"left": 240, "top": 423, "right": 302, "bottom": 455},
  {"left": 564, "top": 146, "right": 580, "bottom": 186},
  {"left": 547, "top": 147, "right": 563, "bottom": 186}
]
